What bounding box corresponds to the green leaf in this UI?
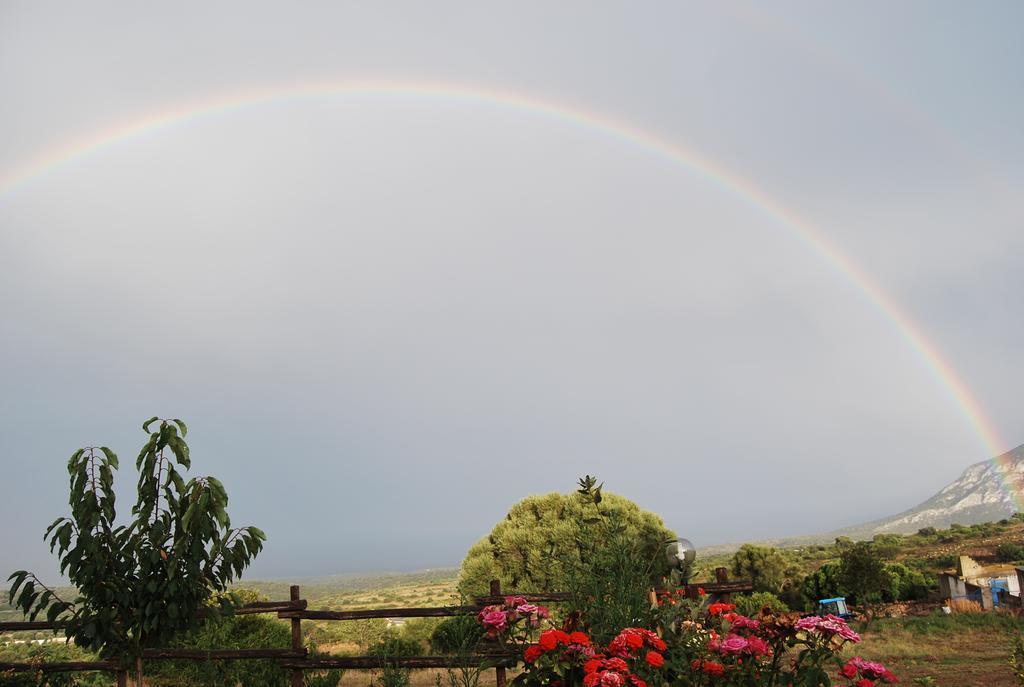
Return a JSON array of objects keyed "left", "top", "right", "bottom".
[
  {"left": 8, "top": 571, "right": 28, "bottom": 603},
  {"left": 17, "top": 581, "right": 35, "bottom": 611},
  {"left": 172, "top": 418, "right": 188, "bottom": 437},
  {"left": 142, "top": 416, "right": 160, "bottom": 433},
  {"left": 46, "top": 603, "right": 63, "bottom": 623},
  {"left": 67, "top": 448, "right": 85, "bottom": 474},
  {"left": 44, "top": 517, "right": 66, "bottom": 539},
  {"left": 99, "top": 446, "right": 119, "bottom": 469}
]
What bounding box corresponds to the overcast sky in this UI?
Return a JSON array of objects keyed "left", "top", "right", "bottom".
[{"left": 2, "top": 1, "right": 1023, "bottom": 581}]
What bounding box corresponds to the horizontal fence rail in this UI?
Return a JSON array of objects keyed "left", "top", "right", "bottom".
[
  {"left": 0, "top": 660, "right": 120, "bottom": 673},
  {"left": 0, "top": 576, "right": 752, "bottom": 684}
]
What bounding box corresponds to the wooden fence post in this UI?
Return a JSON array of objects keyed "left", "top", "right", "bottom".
[
  {"left": 714, "top": 568, "right": 732, "bottom": 603},
  {"left": 116, "top": 668, "right": 128, "bottom": 687},
  {"left": 291, "top": 585, "right": 304, "bottom": 687},
  {"left": 490, "top": 579, "right": 507, "bottom": 687}
]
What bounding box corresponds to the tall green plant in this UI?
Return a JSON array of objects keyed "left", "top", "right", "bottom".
[
  {"left": 7, "top": 418, "right": 266, "bottom": 666},
  {"left": 563, "top": 476, "right": 669, "bottom": 644}
]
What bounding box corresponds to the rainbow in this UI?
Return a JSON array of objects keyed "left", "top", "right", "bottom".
[{"left": 0, "top": 79, "right": 1014, "bottom": 505}]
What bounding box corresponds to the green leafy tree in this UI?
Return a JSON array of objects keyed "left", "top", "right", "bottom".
[
  {"left": 802, "top": 562, "right": 845, "bottom": 607},
  {"left": 883, "top": 563, "right": 930, "bottom": 601},
  {"left": 729, "top": 544, "right": 788, "bottom": 595},
  {"left": 8, "top": 418, "right": 266, "bottom": 674},
  {"left": 839, "top": 542, "right": 888, "bottom": 607},
  {"left": 457, "top": 478, "right": 674, "bottom": 596}
]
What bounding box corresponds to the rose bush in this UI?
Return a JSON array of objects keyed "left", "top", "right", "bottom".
[{"left": 487, "top": 586, "right": 897, "bottom": 687}]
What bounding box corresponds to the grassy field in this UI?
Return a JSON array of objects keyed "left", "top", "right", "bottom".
[{"left": 853, "top": 613, "right": 1024, "bottom": 686}]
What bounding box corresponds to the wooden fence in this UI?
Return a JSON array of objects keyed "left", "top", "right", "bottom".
[{"left": 0, "top": 576, "right": 751, "bottom": 686}]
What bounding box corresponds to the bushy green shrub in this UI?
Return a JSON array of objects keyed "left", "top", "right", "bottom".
[
  {"left": 0, "top": 642, "right": 109, "bottom": 687},
  {"left": 457, "top": 482, "right": 673, "bottom": 596},
  {"left": 731, "top": 592, "right": 789, "bottom": 617},
  {"left": 369, "top": 635, "right": 423, "bottom": 687},
  {"left": 996, "top": 543, "right": 1024, "bottom": 563},
  {"left": 399, "top": 618, "right": 440, "bottom": 650},
  {"left": 872, "top": 534, "right": 903, "bottom": 560},
  {"left": 430, "top": 615, "right": 485, "bottom": 654},
  {"left": 145, "top": 611, "right": 290, "bottom": 687}
]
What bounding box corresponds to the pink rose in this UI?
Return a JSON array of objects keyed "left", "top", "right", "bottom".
[{"left": 717, "top": 634, "right": 749, "bottom": 655}]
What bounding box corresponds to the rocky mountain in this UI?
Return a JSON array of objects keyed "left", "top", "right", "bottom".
[
  {"left": 700, "top": 444, "right": 1024, "bottom": 556},
  {"left": 834, "top": 444, "right": 1024, "bottom": 539}
]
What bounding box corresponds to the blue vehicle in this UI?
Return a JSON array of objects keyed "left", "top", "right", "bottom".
[{"left": 817, "top": 597, "right": 852, "bottom": 619}]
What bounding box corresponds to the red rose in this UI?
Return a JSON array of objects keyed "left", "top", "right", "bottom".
[
  {"left": 538, "top": 630, "right": 559, "bottom": 651},
  {"left": 524, "top": 645, "right": 543, "bottom": 663},
  {"left": 570, "top": 631, "right": 591, "bottom": 646},
  {"left": 644, "top": 651, "right": 664, "bottom": 668},
  {"left": 708, "top": 603, "right": 736, "bottom": 616},
  {"left": 840, "top": 663, "right": 858, "bottom": 679},
  {"left": 856, "top": 680, "right": 873, "bottom": 687},
  {"left": 702, "top": 661, "right": 726, "bottom": 677}
]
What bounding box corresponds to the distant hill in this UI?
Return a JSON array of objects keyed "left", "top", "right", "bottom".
[
  {"left": 698, "top": 444, "right": 1024, "bottom": 558},
  {"left": 832, "top": 444, "right": 1024, "bottom": 539}
]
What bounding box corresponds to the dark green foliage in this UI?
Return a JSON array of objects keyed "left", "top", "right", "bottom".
[
  {"left": 839, "top": 542, "right": 889, "bottom": 605},
  {"left": 398, "top": 618, "right": 441, "bottom": 649},
  {"left": 145, "top": 609, "right": 290, "bottom": 687},
  {"left": 729, "top": 544, "right": 789, "bottom": 595},
  {"left": 430, "top": 615, "right": 485, "bottom": 654},
  {"left": 0, "top": 642, "right": 110, "bottom": 687},
  {"left": 7, "top": 419, "right": 265, "bottom": 663},
  {"left": 369, "top": 635, "right": 423, "bottom": 687},
  {"left": 871, "top": 534, "right": 903, "bottom": 560},
  {"left": 883, "top": 563, "right": 931, "bottom": 601},
  {"left": 916, "top": 527, "right": 937, "bottom": 537},
  {"left": 369, "top": 635, "right": 423, "bottom": 658},
  {"left": 996, "top": 543, "right": 1024, "bottom": 563},
  {"left": 802, "top": 562, "right": 845, "bottom": 607},
  {"left": 457, "top": 479, "right": 674, "bottom": 596}
]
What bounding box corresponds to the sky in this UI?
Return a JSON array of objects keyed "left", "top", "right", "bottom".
[{"left": 1, "top": 1, "right": 1023, "bottom": 581}]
